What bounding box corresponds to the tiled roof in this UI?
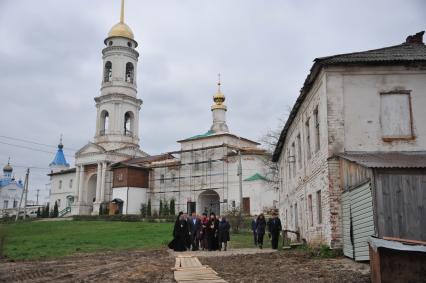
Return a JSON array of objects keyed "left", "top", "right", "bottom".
[
  {"left": 272, "top": 31, "right": 426, "bottom": 162},
  {"left": 338, "top": 151, "right": 426, "bottom": 168}
]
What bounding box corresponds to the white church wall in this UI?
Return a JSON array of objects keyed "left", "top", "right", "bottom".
[
  {"left": 49, "top": 172, "right": 76, "bottom": 211},
  {"left": 112, "top": 187, "right": 147, "bottom": 214}
]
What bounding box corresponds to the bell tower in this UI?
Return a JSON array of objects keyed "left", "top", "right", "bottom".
[{"left": 94, "top": 0, "right": 142, "bottom": 150}]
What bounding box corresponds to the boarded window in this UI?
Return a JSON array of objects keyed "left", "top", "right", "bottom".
[
  {"left": 308, "top": 194, "right": 313, "bottom": 226},
  {"left": 291, "top": 142, "right": 296, "bottom": 177},
  {"left": 297, "top": 134, "right": 302, "bottom": 169},
  {"left": 305, "top": 119, "right": 311, "bottom": 160},
  {"left": 380, "top": 92, "right": 413, "bottom": 140},
  {"left": 317, "top": 190, "right": 322, "bottom": 224},
  {"left": 314, "top": 107, "right": 320, "bottom": 152}
]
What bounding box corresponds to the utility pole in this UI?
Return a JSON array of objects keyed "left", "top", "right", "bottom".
[
  {"left": 237, "top": 137, "right": 243, "bottom": 214},
  {"left": 36, "top": 189, "right": 40, "bottom": 205},
  {"left": 15, "top": 168, "right": 30, "bottom": 222}
]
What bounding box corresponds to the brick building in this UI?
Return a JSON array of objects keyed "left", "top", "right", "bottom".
[{"left": 272, "top": 31, "right": 426, "bottom": 249}]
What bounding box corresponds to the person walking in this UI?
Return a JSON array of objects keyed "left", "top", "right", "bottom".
[
  {"left": 172, "top": 212, "right": 189, "bottom": 251},
  {"left": 200, "top": 213, "right": 209, "bottom": 250},
  {"left": 218, "top": 216, "right": 230, "bottom": 251},
  {"left": 255, "top": 213, "right": 267, "bottom": 249},
  {"left": 267, "top": 212, "right": 282, "bottom": 250},
  {"left": 251, "top": 214, "right": 258, "bottom": 246},
  {"left": 188, "top": 211, "right": 201, "bottom": 251},
  {"left": 183, "top": 212, "right": 191, "bottom": 250},
  {"left": 206, "top": 212, "right": 219, "bottom": 251}
]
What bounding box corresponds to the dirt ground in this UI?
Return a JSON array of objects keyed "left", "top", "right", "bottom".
[
  {"left": 201, "top": 250, "right": 371, "bottom": 283},
  {"left": 0, "top": 249, "right": 174, "bottom": 283},
  {"left": 0, "top": 249, "right": 370, "bottom": 283}
]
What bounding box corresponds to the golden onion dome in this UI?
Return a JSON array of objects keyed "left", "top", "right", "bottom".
[
  {"left": 108, "top": 22, "right": 134, "bottom": 39},
  {"left": 211, "top": 74, "right": 227, "bottom": 110},
  {"left": 3, "top": 162, "right": 12, "bottom": 172}
]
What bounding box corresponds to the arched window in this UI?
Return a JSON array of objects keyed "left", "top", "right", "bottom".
[
  {"left": 104, "top": 61, "right": 112, "bottom": 82},
  {"left": 100, "top": 110, "right": 109, "bottom": 135},
  {"left": 125, "top": 62, "right": 134, "bottom": 83},
  {"left": 124, "top": 111, "right": 134, "bottom": 136}
]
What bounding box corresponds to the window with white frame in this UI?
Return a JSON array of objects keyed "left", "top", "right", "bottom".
[{"left": 380, "top": 92, "right": 413, "bottom": 140}]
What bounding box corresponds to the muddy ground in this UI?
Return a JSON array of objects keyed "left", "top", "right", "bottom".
[
  {"left": 0, "top": 250, "right": 174, "bottom": 283},
  {"left": 201, "top": 250, "right": 371, "bottom": 283},
  {"left": 0, "top": 249, "right": 370, "bottom": 283}
]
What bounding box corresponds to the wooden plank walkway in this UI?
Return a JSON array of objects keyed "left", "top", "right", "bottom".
[{"left": 174, "top": 255, "right": 227, "bottom": 283}]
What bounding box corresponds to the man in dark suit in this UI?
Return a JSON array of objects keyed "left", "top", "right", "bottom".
[
  {"left": 188, "top": 211, "right": 201, "bottom": 251},
  {"left": 267, "top": 212, "right": 282, "bottom": 249}
]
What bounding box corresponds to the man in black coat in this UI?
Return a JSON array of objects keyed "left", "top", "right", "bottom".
[
  {"left": 188, "top": 211, "right": 201, "bottom": 251},
  {"left": 267, "top": 212, "right": 282, "bottom": 249}
]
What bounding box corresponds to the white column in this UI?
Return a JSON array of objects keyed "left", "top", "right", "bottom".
[
  {"left": 78, "top": 165, "right": 85, "bottom": 203},
  {"left": 100, "top": 162, "right": 107, "bottom": 202},
  {"left": 74, "top": 166, "right": 80, "bottom": 198},
  {"left": 95, "top": 163, "right": 102, "bottom": 202}
]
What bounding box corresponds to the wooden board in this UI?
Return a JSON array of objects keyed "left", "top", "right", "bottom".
[{"left": 174, "top": 256, "right": 227, "bottom": 283}]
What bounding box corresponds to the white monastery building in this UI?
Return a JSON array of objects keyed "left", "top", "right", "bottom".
[
  {"left": 49, "top": 0, "right": 277, "bottom": 217},
  {"left": 272, "top": 31, "right": 426, "bottom": 256}
]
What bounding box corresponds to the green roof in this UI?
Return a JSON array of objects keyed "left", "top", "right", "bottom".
[
  {"left": 244, "top": 173, "right": 269, "bottom": 182},
  {"left": 187, "top": 130, "right": 215, "bottom": 140}
]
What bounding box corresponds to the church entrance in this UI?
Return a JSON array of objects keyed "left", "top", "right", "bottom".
[
  {"left": 86, "top": 174, "right": 97, "bottom": 210},
  {"left": 198, "top": 190, "right": 220, "bottom": 215}
]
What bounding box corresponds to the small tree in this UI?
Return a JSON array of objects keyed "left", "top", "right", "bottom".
[
  {"left": 226, "top": 206, "right": 244, "bottom": 234},
  {"left": 163, "top": 201, "right": 170, "bottom": 216},
  {"left": 170, "top": 199, "right": 175, "bottom": 216},
  {"left": 36, "top": 207, "right": 41, "bottom": 218},
  {"left": 147, "top": 199, "right": 152, "bottom": 217},
  {"left": 43, "top": 203, "right": 50, "bottom": 218},
  {"left": 140, "top": 203, "right": 147, "bottom": 218},
  {"left": 50, "top": 201, "right": 59, "bottom": 218},
  {"left": 159, "top": 200, "right": 163, "bottom": 217}
]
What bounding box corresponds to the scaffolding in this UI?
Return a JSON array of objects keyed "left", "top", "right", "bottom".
[{"left": 145, "top": 143, "right": 264, "bottom": 214}]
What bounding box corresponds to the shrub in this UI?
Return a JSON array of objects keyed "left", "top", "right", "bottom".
[
  {"left": 147, "top": 200, "right": 152, "bottom": 217},
  {"left": 296, "top": 244, "right": 342, "bottom": 258},
  {"left": 169, "top": 199, "right": 175, "bottom": 216}
]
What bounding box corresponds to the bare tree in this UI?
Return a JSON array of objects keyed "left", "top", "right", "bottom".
[{"left": 259, "top": 106, "right": 291, "bottom": 190}]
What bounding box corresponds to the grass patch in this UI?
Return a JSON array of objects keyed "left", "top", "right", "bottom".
[
  {"left": 2, "top": 220, "right": 173, "bottom": 260},
  {"left": 1, "top": 221, "right": 286, "bottom": 261},
  {"left": 295, "top": 244, "right": 343, "bottom": 258}
]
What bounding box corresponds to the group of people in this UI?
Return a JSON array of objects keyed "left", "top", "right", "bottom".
[
  {"left": 169, "top": 211, "right": 230, "bottom": 252},
  {"left": 251, "top": 212, "right": 282, "bottom": 249}
]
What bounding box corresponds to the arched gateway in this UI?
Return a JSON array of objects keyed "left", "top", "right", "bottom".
[{"left": 197, "top": 190, "right": 220, "bottom": 215}]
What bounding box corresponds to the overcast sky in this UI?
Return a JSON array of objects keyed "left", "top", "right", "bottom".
[{"left": 0, "top": 0, "right": 424, "bottom": 203}]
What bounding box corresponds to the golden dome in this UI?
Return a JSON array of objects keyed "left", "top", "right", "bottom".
[
  {"left": 108, "top": 22, "right": 134, "bottom": 39},
  {"left": 211, "top": 74, "right": 227, "bottom": 110}
]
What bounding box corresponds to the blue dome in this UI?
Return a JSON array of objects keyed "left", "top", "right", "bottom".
[{"left": 50, "top": 142, "right": 69, "bottom": 167}]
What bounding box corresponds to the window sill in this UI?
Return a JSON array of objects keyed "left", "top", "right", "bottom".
[{"left": 382, "top": 136, "right": 415, "bottom": 142}]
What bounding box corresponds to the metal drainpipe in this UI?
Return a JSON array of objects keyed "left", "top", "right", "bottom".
[{"left": 126, "top": 186, "right": 129, "bottom": 214}]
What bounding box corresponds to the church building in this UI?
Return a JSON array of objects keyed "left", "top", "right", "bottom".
[
  {"left": 0, "top": 160, "right": 24, "bottom": 213},
  {"left": 111, "top": 79, "right": 278, "bottom": 216},
  {"left": 48, "top": 0, "right": 277, "bottom": 217}
]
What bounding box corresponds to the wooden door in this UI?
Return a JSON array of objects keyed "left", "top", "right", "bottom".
[{"left": 242, "top": 197, "right": 250, "bottom": 214}]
